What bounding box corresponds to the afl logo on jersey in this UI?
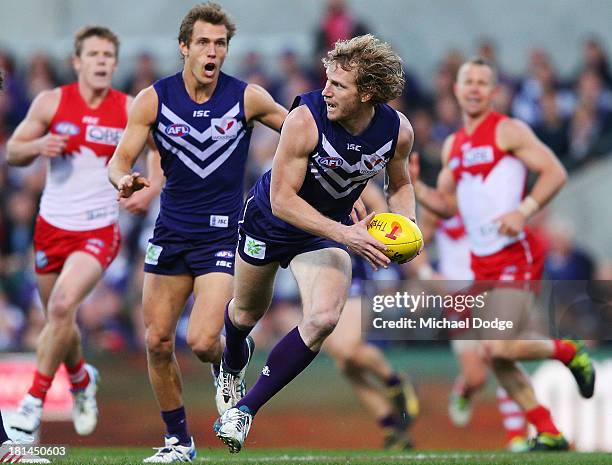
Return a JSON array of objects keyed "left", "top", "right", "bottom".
[
  {"left": 318, "top": 156, "right": 343, "bottom": 169},
  {"left": 165, "top": 123, "right": 190, "bottom": 137},
  {"left": 54, "top": 121, "right": 80, "bottom": 136},
  {"left": 211, "top": 118, "right": 239, "bottom": 140}
]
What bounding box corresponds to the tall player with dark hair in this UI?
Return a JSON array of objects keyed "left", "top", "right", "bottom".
[
  {"left": 214, "top": 34, "right": 417, "bottom": 453},
  {"left": 410, "top": 57, "right": 595, "bottom": 451},
  {"left": 108, "top": 3, "right": 287, "bottom": 461}
]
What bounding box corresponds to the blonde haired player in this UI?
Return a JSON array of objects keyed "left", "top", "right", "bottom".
[{"left": 214, "top": 34, "right": 417, "bottom": 452}]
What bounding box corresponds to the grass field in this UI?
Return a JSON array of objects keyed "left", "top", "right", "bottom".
[{"left": 48, "top": 448, "right": 612, "bottom": 465}]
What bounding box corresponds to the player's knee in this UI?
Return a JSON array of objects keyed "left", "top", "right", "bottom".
[
  {"left": 231, "top": 301, "right": 266, "bottom": 328},
  {"left": 145, "top": 330, "right": 175, "bottom": 359},
  {"left": 303, "top": 311, "right": 340, "bottom": 341},
  {"left": 463, "top": 368, "right": 488, "bottom": 390},
  {"left": 339, "top": 353, "right": 363, "bottom": 377},
  {"left": 47, "top": 294, "right": 77, "bottom": 325},
  {"left": 187, "top": 334, "right": 219, "bottom": 361}
]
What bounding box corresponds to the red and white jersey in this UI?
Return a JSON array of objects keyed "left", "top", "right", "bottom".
[
  {"left": 40, "top": 83, "right": 128, "bottom": 231},
  {"left": 448, "top": 111, "right": 527, "bottom": 257},
  {"left": 435, "top": 214, "right": 474, "bottom": 280}
]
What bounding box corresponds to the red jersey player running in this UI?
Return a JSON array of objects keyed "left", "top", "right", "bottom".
[
  {"left": 6, "top": 26, "right": 143, "bottom": 438},
  {"left": 410, "top": 57, "right": 595, "bottom": 451}
]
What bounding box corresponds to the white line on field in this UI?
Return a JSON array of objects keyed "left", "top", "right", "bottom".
[{"left": 198, "top": 453, "right": 511, "bottom": 462}]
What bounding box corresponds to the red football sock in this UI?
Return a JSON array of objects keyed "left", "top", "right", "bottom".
[
  {"left": 28, "top": 371, "right": 54, "bottom": 401},
  {"left": 525, "top": 405, "right": 560, "bottom": 435},
  {"left": 65, "top": 358, "right": 90, "bottom": 391},
  {"left": 552, "top": 339, "right": 576, "bottom": 365}
]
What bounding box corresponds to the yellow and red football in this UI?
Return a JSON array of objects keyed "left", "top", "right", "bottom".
[{"left": 367, "top": 212, "right": 423, "bottom": 263}]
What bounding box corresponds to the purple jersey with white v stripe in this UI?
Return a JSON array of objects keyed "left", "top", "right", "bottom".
[
  {"left": 252, "top": 90, "right": 400, "bottom": 237},
  {"left": 152, "top": 72, "right": 252, "bottom": 239}
]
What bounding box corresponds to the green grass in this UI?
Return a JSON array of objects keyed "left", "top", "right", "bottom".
[{"left": 50, "top": 448, "right": 612, "bottom": 465}]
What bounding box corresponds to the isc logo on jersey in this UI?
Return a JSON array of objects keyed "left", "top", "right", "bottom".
[
  {"left": 86, "top": 125, "right": 124, "bottom": 145},
  {"left": 165, "top": 123, "right": 190, "bottom": 137},
  {"left": 211, "top": 118, "right": 239, "bottom": 140}
]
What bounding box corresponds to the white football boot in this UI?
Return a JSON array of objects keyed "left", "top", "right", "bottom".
[
  {"left": 72, "top": 364, "right": 100, "bottom": 435},
  {"left": 215, "top": 336, "right": 254, "bottom": 415},
  {"left": 143, "top": 436, "right": 196, "bottom": 463},
  {"left": 214, "top": 406, "right": 253, "bottom": 453},
  {"left": 448, "top": 391, "right": 472, "bottom": 427},
  {"left": 9, "top": 394, "right": 43, "bottom": 435}
]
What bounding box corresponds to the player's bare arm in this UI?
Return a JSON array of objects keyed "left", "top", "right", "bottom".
[
  {"left": 6, "top": 89, "right": 67, "bottom": 167},
  {"left": 118, "top": 94, "right": 164, "bottom": 214},
  {"left": 108, "top": 86, "right": 158, "bottom": 199},
  {"left": 410, "top": 134, "right": 458, "bottom": 219},
  {"left": 244, "top": 83, "right": 287, "bottom": 132},
  {"left": 495, "top": 118, "right": 568, "bottom": 236},
  {"left": 121, "top": 147, "right": 164, "bottom": 215},
  {"left": 385, "top": 113, "right": 416, "bottom": 221},
  {"left": 270, "top": 106, "right": 389, "bottom": 268}
]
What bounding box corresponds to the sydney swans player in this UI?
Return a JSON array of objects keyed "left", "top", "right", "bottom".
[
  {"left": 411, "top": 57, "right": 595, "bottom": 451},
  {"left": 6, "top": 26, "right": 134, "bottom": 439}
]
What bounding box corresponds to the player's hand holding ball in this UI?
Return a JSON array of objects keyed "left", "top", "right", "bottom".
[
  {"left": 367, "top": 212, "right": 423, "bottom": 264},
  {"left": 342, "top": 211, "right": 391, "bottom": 270}
]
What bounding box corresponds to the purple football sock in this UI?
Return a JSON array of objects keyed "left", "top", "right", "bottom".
[
  {"left": 386, "top": 372, "right": 402, "bottom": 387},
  {"left": 0, "top": 411, "right": 9, "bottom": 443},
  {"left": 223, "top": 304, "right": 254, "bottom": 372},
  {"left": 161, "top": 406, "right": 190, "bottom": 446},
  {"left": 237, "top": 327, "right": 318, "bottom": 414},
  {"left": 378, "top": 413, "right": 402, "bottom": 429}
]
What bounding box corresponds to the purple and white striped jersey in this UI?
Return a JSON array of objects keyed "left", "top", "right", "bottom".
[
  {"left": 152, "top": 71, "right": 252, "bottom": 239},
  {"left": 252, "top": 90, "right": 400, "bottom": 236}
]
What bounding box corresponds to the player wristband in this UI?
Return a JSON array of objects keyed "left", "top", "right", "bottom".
[{"left": 517, "top": 195, "right": 540, "bottom": 219}]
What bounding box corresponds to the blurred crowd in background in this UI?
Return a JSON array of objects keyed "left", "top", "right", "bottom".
[{"left": 1, "top": 0, "right": 612, "bottom": 353}]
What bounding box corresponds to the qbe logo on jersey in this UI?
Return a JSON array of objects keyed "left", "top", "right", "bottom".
[
  {"left": 462, "top": 145, "right": 494, "bottom": 167},
  {"left": 211, "top": 118, "right": 239, "bottom": 140},
  {"left": 86, "top": 125, "right": 124, "bottom": 146}
]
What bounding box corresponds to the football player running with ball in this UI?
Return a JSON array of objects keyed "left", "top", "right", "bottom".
[{"left": 214, "top": 34, "right": 418, "bottom": 453}]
